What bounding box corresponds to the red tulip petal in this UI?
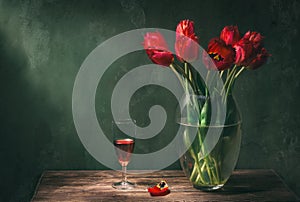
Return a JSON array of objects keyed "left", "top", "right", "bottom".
[{"left": 144, "top": 32, "right": 174, "bottom": 67}]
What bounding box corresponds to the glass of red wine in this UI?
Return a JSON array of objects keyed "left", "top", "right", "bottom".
[{"left": 112, "top": 119, "right": 136, "bottom": 190}]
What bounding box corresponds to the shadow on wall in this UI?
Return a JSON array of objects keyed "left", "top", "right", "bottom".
[{"left": 0, "top": 28, "right": 53, "bottom": 201}]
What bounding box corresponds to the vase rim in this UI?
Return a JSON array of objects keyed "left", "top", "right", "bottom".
[{"left": 177, "top": 120, "right": 242, "bottom": 128}]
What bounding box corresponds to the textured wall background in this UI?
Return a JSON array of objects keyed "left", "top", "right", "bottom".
[{"left": 0, "top": 0, "right": 299, "bottom": 201}]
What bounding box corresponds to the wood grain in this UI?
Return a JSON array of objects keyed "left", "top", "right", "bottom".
[{"left": 31, "top": 170, "right": 299, "bottom": 202}]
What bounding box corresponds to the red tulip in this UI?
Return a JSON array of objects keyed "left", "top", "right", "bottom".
[
  {"left": 234, "top": 38, "right": 254, "bottom": 66},
  {"left": 176, "top": 19, "right": 196, "bottom": 38},
  {"left": 175, "top": 20, "right": 199, "bottom": 62},
  {"left": 220, "top": 25, "right": 240, "bottom": 46},
  {"left": 243, "top": 31, "right": 263, "bottom": 49},
  {"left": 234, "top": 31, "right": 270, "bottom": 69},
  {"left": 204, "top": 38, "right": 235, "bottom": 70},
  {"left": 247, "top": 48, "right": 270, "bottom": 69},
  {"left": 143, "top": 32, "right": 174, "bottom": 67}
]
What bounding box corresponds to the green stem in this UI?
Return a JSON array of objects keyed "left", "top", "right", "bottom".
[
  {"left": 205, "top": 161, "right": 214, "bottom": 183},
  {"left": 173, "top": 62, "right": 200, "bottom": 95},
  {"left": 227, "top": 67, "right": 231, "bottom": 79},
  {"left": 170, "top": 63, "right": 185, "bottom": 88},
  {"left": 185, "top": 132, "right": 205, "bottom": 184},
  {"left": 219, "top": 70, "right": 224, "bottom": 78},
  {"left": 212, "top": 157, "right": 220, "bottom": 181},
  {"left": 182, "top": 62, "right": 203, "bottom": 184},
  {"left": 184, "top": 62, "right": 190, "bottom": 95},
  {"left": 178, "top": 62, "right": 223, "bottom": 186},
  {"left": 207, "top": 70, "right": 217, "bottom": 94},
  {"left": 234, "top": 66, "right": 245, "bottom": 79},
  {"left": 192, "top": 100, "right": 221, "bottom": 185},
  {"left": 224, "top": 65, "right": 243, "bottom": 102},
  {"left": 222, "top": 65, "right": 237, "bottom": 95},
  {"left": 190, "top": 159, "right": 205, "bottom": 183},
  {"left": 224, "top": 66, "right": 245, "bottom": 100}
]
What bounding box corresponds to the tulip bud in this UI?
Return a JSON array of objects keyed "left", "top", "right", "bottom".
[{"left": 220, "top": 25, "right": 240, "bottom": 46}]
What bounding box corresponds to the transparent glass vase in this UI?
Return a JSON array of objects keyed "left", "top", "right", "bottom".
[{"left": 178, "top": 94, "right": 242, "bottom": 191}]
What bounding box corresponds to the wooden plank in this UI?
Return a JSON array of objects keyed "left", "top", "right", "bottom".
[{"left": 31, "top": 169, "right": 299, "bottom": 202}]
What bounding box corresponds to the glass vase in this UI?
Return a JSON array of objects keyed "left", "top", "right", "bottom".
[{"left": 178, "top": 94, "right": 242, "bottom": 191}]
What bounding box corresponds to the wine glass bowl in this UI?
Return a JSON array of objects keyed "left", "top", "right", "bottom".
[
  {"left": 112, "top": 119, "right": 136, "bottom": 190},
  {"left": 114, "top": 138, "right": 135, "bottom": 167}
]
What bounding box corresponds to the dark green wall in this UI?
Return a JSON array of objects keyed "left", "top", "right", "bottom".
[{"left": 0, "top": 0, "right": 299, "bottom": 201}]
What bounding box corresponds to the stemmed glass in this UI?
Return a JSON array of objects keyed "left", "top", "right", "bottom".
[{"left": 112, "top": 119, "right": 136, "bottom": 190}]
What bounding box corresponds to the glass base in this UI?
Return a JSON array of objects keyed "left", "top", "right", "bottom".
[
  {"left": 112, "top": 181, "right": 136, "bottom": 190},
  {"left": 193, "top": 184, "right": 224, "bottom": 191}
]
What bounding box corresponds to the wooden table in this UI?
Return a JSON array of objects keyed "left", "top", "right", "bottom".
[{"left": 31, "top": 169, "right": 299, "bottom": 201}]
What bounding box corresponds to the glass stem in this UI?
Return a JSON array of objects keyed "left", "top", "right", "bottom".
[{"left": 122, "top": 165, "right": 127, "bottom": 183}]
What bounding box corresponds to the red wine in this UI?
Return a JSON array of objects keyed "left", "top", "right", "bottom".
[{"left": 114, "top": 138, "right": 134, "bottom": 166}]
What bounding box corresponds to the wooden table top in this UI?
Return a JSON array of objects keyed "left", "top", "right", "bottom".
[{"left": 31, "top": 169, "right": 299, "bottom": 201}]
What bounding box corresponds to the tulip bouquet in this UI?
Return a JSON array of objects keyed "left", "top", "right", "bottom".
[
  {"left": 143, "top": 20, "right": 269, "bottom": 189},
  {"left": 144, "top": 20, "right": 269, "bottom": 99}
]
